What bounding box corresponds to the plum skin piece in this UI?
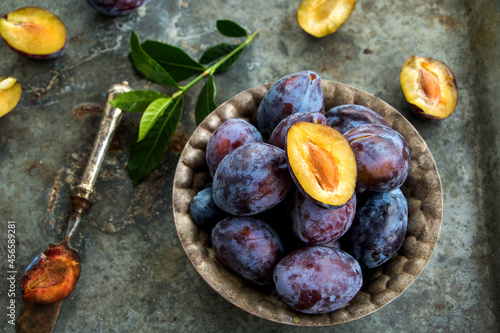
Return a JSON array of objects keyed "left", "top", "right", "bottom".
[
  {"left": 206, "top": 118, "right": 263, "bottom": 178},
  {"left": 290, "top": 189, "right": 357, "bottom": 245},
  {"left": 324, "top": 104, "right": 390, "bottom": 134},
  {"left": 189, "top": 187, "right": 227, "bottom": 233},
  {"left": 344, "top": 124, "right": 410, "bottom": 192}
]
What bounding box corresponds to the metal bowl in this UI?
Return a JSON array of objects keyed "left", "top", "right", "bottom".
[{"left": 172, "top": 80, "right": 443, "bottom": 326}]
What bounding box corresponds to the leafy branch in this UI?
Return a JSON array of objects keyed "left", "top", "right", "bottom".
[{"left": 110, "top": 20, "right": 259, "bottom": 187}]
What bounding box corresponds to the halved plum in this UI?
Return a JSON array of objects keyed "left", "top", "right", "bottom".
[
  {"left": 20, "top": 244, "right": 81, "bottom": 304},
  {"left": 297, "top": 0, "right": 357, "bottom": 38},
  {"left": 0, "top": 7, "right": 67, "bottom": 59},
  {"left": 286, "top": 121, "right": 357, "bottom": 209},
  {"left": 400, "top": 56, "right": 458, "bottom": 120},
  {"left": 0, "top": 77, "right": 22, "bottom": 118}
]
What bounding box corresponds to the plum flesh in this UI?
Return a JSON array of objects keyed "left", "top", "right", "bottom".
[
  {"left": 0, "top": 77, "right": 22, "bottom": 118},
  {"left": 286, "top": 121, "right": 357, "bottom": 209},
  {"left": 297, "top": 0, "right": 357, "bottom": 38},
  {"left": 20, "top": 244, "right": 81, "bottom": 304}
]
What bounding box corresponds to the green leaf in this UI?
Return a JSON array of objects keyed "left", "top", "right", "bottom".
[
  {"left": 109, "top": 90, "right": 167, "bottom": 113},
  {"left": 129, "top": 31, "right": 179, "bottom": 88},
  {"left": 199, "top": 43, "right": 238, "bottom": 65},
  {"left": 195, "top": 76, "right": 217, "bottom": 125},
  {"left": 128, "top": 97, "right": 184, "bottom": 187},
  {"left": 141, "top": 40, "right": 207, "bottom": 82},
  {"left": 138, "top": 97, "right": 172, "bottom": 141},
  {"left": 214, "top": 48, "right": 245, "bottom": 74},
  {"left": 216, "top": 20, "right": 248, "bottom": 37}
]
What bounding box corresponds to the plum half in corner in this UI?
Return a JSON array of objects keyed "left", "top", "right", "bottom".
[{"left": 0, "top": 7, "right": 67, "bottom": 59}]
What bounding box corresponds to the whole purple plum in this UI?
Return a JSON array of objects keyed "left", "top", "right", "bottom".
[
  {"left": 85, "top": 0, "right": 148, "bottom": 16},
  {"left": 206, "top": 118, "right": 263, "bottom": 177},
  {"left": 257, "top": 71, "right": 324, "bottom": 137},
  {"left": 290, "top": 189, "right": 356, "bottom": 245},
  {"left": 325, "top": 104, "right": 390, "bottom": 134},
  {"left": 344, "top": 124, "right": 410, "bottom": 192},
  {"left": 189, "top": 187, "right": 227, "bottom": 233},
  {"left": 343, "top": 188, "right": 408, "bottom": 268},
  {"left": 212, "top": 142, "right": 293, "bottom": 216},
  {"left": 269, "top": 112, "right": 329, "bottom": 150},
  {"left": 211, "top": 216, "right": 284, "bottom": 286},
  {"left": 273, "top": 246, "right": 363, "bottom": 314}
]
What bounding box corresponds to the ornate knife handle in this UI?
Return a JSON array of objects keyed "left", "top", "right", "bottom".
[{"left": 64, "top": 82, "right": 131, "bottom": 241}]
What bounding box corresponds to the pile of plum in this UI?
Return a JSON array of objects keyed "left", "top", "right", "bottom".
[{"left": 190, "top": 71, "right": 410, "bottom": 315}]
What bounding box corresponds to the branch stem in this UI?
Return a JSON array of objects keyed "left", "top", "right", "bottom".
[{"left": 172, "top": 29, "right": 260, "bottom": 100}]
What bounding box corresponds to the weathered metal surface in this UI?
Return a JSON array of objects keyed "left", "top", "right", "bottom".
[{"left": 1, "top": 0, "right": 498, "bottom": 332}]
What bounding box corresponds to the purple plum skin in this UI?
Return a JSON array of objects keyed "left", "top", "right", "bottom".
[
  {"left": 85, "top": 0, "right": 148, "bottom": 15},
  {"left": 189, "top": 187, "right": 227, "bottom": 233},
  {"left": 211, "top": 216, "right": 284, "bottom": 286},
  {"left": 206, "top": 118, "right": 263, "bottom": 178},
  {"left": 344, "top": 124, "right": 410, "bottom": 192},
  {"left": 269, "top": 112, "right": 329, "bottom": 150},
  {"left": 325, "top": 104, "right": 391, "bottom": 134},
  {"left": 257, "top": 70, "right": 324, "bottom": 137},
  {"left": 343, "top": 188, "right": 408, "bottom": 268},
  {"left": 212, "top": 142, "right": 293, "bottom": 216},
  {"left": 290, "top": 190, "right": 357, "bottom": 245},
  {"left": 273, "top": 246, "right": 363, "bottom": 314}
]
